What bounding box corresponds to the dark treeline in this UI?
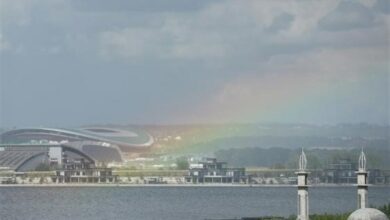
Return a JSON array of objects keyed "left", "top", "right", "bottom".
[{"left": 188, "top": 135, "right": 388, "bottom": 154}]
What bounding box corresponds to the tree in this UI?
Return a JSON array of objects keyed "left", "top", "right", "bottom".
[
  {"left": 176, "top": 157, "right": 189, "bottom": 170},
  {"left": 35, "top": 163, "right": 51, "bottom": 171}
]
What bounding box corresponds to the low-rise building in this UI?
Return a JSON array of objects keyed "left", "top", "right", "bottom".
[
  {"left": 52, "top": 157, "right": 117, "bottom": 184},
  {"left": 322, "top": 159, "right": 388, "bottom": 184},
  {"left": 323, "top": 159, "right": 356, "bottom": 184},
  {"left": 185, "top": 158, "right": 249, "bottom": 184}
]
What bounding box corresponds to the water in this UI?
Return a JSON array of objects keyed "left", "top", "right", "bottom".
[{"left": 0, "top": 186, "right": 389, "bottom": 220}]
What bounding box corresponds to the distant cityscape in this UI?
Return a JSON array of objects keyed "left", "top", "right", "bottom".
[{"left": 0, "top": 124, "right": 389, "bottom": 185}]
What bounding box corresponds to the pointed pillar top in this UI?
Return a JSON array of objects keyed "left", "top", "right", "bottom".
[
  {"left": 358, "top": 148, "right": 367, "bottom": 172},
  {"left": 299, "top": 148, "right": 307, "bottom": 171}
]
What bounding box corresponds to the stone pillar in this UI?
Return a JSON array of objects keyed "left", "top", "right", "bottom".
[
  {"left": 357, "top": 179, "right": 368, "bottom": 209},
  {"left": 356, "top": 150, "right": 368, "bottom": 209},
  {"left": 296, "top": 149, "right": 309, "bottom": 220},
  {"left": 296, "top": 171, "right": 309, "bottom": 220}
]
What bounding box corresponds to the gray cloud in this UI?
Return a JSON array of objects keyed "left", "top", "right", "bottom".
[
  {"left": 0, "top": 0, "right": 389, "bottom": 127},
  {"left": 70, "top": 0, "right": 215, "bottom": 12},
  {"left": 318, "top": 1, "right": 376, "bottom": 31},
  {"left": 374, "top": 0, "right": 390, "bottom": 14},
  {"left": 266, "top": 13, "right": 294, "bottom": 33}
]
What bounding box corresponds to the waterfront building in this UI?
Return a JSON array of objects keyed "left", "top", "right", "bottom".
[
  {"left": 0, "top": 143, "right": 118, "bottom": 184},
  {"left": 52, "top": 157, "right": 117, "bottom": 184},
  {"left": 367, "top": 169, "right": 387, "bottom": 185},
  {"left": 0, "top": 144, "right": 96, "bottom": 172},
  {"left": 323, "top": 159, "right": 357, "bottom": 184},
  {"left": 323, "top": 158, "right": 388, "bottom": 185},
  {"left": 296, "top": 149, "right": 309, "bottom": 220},
  {"left": 0, "top": 176, "right": 15, "bottom": 184},
  {"left": 185, "top": 158, "right": 249, "bottom": 184}
]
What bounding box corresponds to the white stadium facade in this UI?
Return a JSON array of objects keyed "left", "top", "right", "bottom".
[{"left": 0, "top": 127, "right": 154, "bottom": 171}]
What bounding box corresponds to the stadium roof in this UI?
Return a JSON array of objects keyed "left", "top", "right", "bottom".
[{"left": 0, "top": 127, "right": 154, "bottom": 149}]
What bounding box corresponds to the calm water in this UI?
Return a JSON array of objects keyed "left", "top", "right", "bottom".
[{"left": 0, "top": 186, "right": 389, "bottom": 220}]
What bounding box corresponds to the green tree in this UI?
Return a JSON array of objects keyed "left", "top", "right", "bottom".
[
  {"left": 35, "top": 163, "right": 51, "bottom": 171},
  {"left": 176, "top": 157, "right": 189, "bottom": 170},
  {"left": 378, "top": 203, "right": 390, "bottom": 217}
]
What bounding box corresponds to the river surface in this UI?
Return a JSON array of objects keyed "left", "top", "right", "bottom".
[{"left": 0, "top": 186, "right": 389, "bottom": 220}]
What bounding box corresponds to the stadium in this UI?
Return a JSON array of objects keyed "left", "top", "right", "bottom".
[{"left": 0, "top": 127, "right": 154, "bottom": 171}]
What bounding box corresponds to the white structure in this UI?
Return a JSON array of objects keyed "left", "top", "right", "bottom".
[
  {"left": 347, "top": 149, "right": 389, "bottom": 220},
  {"left": 49, "top": 146, "right": 62, "bottom": 165},
  {"left": 348, "top": 208, "right": 389, "bottom": 220},
  {"left": 356, "top": 149, "right": 368, "bottom": 209},
  {"left": 296, "top": 149, "right": 309, "bottom": 220}
]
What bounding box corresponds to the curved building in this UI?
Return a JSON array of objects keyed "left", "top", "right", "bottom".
[
  {"left": 0, "top": 144, "right": 96, "bottom": 172},
  {"left": 0, "top": 127, "right": 154, "bottom": 163}
]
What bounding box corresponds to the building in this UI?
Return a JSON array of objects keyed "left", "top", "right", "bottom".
[
  {"left": 185, "top": 158, "right": 249, "bottom": 184},
  {"left": 0, "top": 127, "right": 154, "bottom": 163},
  {"left": 367, "top": 169, "right": 387, "bottom": 185},
  {"left": 0, "top": 142, "right": 118, "bottom": 183},
  {"left": 52, "top": 158, "right": 117, "bottom": 184},
  {"left": 323, "top": 159, "right": 357, "bottom": 184},
  {"left": 323, "top": 159, "right": 388, "bottom": 185},
  {"left": 0, "top": 144, "right": 96, "bottom": 172}
]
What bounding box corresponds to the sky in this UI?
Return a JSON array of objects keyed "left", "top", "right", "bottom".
[{"left": 0, "top": 0, "right": 389, "bottom": 127}]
